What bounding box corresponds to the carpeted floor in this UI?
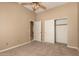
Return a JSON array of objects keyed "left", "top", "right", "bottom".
[{"left": 0, "top": 41, "right": 79, "bottom": 56}]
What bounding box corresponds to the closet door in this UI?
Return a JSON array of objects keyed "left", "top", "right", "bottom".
[
  {"left": 34, "top": 20, "right": 41, "bottom": 42},
  {"left": 44, "top": 20, "right": 55, "bottom": 43},
  {"left": 56, "top": 19, "right": 68, "bottom": 44}
]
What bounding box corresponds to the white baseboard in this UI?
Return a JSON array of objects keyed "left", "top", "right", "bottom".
[
  {"left": 67, "top": 45, "right": 79, "bottom": 50},
  {"left": 0, "top": 41, "right": 32, "bottom": 53},
  {"left": 0, "top": 41, "right": 79, "bottom": 53},
  {"left": 33, "top": 39, "right": 42, "bottom": 42}
]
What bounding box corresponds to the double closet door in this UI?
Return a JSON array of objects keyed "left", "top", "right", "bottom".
[
  {"left": 44, "top": 20, "right": 55, "bottom": 43},
  {"left": 55, "top": 19, "right": 68, "bottom": 44},
  {"left": 44, "top": 19, "right": 68, "bottom": 44}
]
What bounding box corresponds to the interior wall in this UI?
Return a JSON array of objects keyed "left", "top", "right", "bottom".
[
  {"left": 78, "top": 3, "right": 79, "bottom": 48},
  {"left": 0, "top": 3, "right": 36, "bottom": 50},
  {"left": 38, "top": 3, "right": 79, "bottom": 48}
]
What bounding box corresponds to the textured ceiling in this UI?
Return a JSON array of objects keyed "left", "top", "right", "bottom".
[{"left": 23, "top": 2, "right": 67, "bottom": 13}]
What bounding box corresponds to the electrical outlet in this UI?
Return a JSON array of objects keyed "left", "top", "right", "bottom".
[{"left": 6, "top": 43, "right": 8, "bottom": 45}]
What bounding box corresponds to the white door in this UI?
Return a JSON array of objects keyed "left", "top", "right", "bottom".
[
  {"left": 56, "top": 25, "right": 68, "bottom": 44},
  {"left": 44, "top": 20, "right": 55, "bottom": 43},
  {"left": 34, "top": 20, "right": 41, "bottom": 42},
  {"left": 56, "top": 19, "right": 68, "bottom": 44}
]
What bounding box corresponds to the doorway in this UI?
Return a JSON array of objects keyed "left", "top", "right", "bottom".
[{"left": 30, "top": 21, "right": 34, "bottom": 41}]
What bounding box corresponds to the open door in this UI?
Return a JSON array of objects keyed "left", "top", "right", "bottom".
[
  {"left": 55, "top": 19, "right": 68, "bottom": 44},
  {"left": 34, "top": 20, "right": 41, "bottom": 42}
]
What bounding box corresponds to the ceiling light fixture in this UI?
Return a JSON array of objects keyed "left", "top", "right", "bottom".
[{"left": 32, "top": 2, "right": 40, "bottom": 11}]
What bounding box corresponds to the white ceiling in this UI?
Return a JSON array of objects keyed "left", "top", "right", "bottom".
[{"left": 23, "top": 2, "right": 67, "bottom": 14}]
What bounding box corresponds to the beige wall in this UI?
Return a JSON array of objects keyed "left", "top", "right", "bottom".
[
  {"left": 78, "top": 3, "right": 79, "bottom": 48},
  {"left": 0, "top": 3, "right": 36, "bottom": 50},
  {"left": 0, "top": 2, "right": 78, "bottom": 51},
  {"left": 38, "top": 3, "right": 79, "bottom": 48}
]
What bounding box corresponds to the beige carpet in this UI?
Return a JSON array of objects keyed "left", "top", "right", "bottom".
[{"left": 0, "top": 41, "right": 79, "bottom": 56}]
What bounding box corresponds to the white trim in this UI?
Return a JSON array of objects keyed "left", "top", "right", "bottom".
[
  {"left": 0, "top": 41, "right": 32, "bottom": 53},
  {"left": 67, "top": 45, "right": 79, "bottom": 50},
  {"left": 34, "top": 40, "right": 42, "bottom": 42},
  {"left": 54, "top": 17, "right": 68, "bottom": 20}
]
